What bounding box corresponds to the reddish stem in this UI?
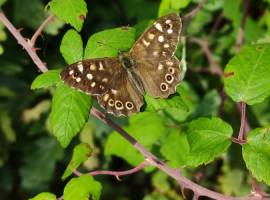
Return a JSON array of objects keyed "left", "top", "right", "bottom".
[
  {"left": 88, "top": 161, "right": 149, "bottom": 180},
  {"left": 238, "top": 102, "right": 247, "bottom": 141},
  {"left": 0, "top": 11, "right": 48, "bottom": 72},
  {"left": 30, "top": 15, "right": 54, "bottom": 46}
]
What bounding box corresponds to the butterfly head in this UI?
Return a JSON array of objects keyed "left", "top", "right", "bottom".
[{"left": 118, "top": 52, "right": 134, "bottom": 69}]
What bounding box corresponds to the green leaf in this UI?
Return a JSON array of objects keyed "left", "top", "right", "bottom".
[
  {"left": 144, "top": 93, "right": 189, "bottom": 113},
  {"left": 224, "top": 43, "right": 270, "bottom": 105},
  {"left": 49, "top": 0, "right": 87, "bottom": 31},
  {"left": 62, "top": 143, "right": 92, "bottom": 180},
  {"left": 186, "top": 117, "right": 233, "bottom": 166},
  {"left": 84, "top": 27, "right": 136, "bottom": 59},
  {"left": 158, "top": 0, "right": 179, "bottom": 17},
  {"left": 160, "top": 129, "right": 189, "bottom": 167},
  {"left": 31, "top": 70, "right": 61, "bottom": 90},
  {"left": 60, "top": 29, "right": 83, "bottom": 64},
  {"left": 0, "top": 0, "right": 6, "bottom": 7},
  {"left": 50, "top": 83, "right": 92, "bottom": 147},
  {"left": 105, "top": 112, "right": 166, "bottom": 166},
  {"left": 64, "top": 175, "right": 102, "bottom": 200},
  {"left": 29, "top": 192, "right": 56, "bottom": 200},
  {"left": 242, "top": 126, "right": 270, "bottom": 185},
  {"left": 171, "top": 0, "right": 191, "bottom": 9}
]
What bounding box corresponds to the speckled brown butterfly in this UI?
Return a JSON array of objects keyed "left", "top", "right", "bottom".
[{"left": 61, "top": 13, "right": 182, "bottom": 117}]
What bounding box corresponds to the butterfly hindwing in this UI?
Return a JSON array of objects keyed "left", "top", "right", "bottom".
[
  {"left": 130, "top": 13, "right": 182, "bottom": 98},
  {"left": 97, "top": 70, "right": 144, "bottom": 116}
]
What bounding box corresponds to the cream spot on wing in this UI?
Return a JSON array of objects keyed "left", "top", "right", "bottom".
[
  {"left": 158, "top": 35, "right": 164, "bottom": 42},
  {"left": 165, "top": 19, "right": 171, "bottom": 24},
  {"left": 158, "top": 63, "right": 163, "bottom": 70},
  {"left": 99, "top": 62, "right": 104, "bottom": 70},
  {"left": 148, "top": 33, "right": 155, "bottom": 40},
  {"left": 77, "top": 62, "right": 83, "bottom": 72},
  {"left": 125, "top": 101, "right": 134, "bottom": 110},
  {"left": 111, "top": 89, "right": 117, "bottom": 94},
  {"left": 69, "top": 70, "right": 74, "bottom": 75},
  {"left": 76, "top": 77, "right": 81, "bottom": 82},
  {"left": 102, "top": 78, "right": 108, "bottom": 83},
  {"left": 142, "top": 39, "right": 150, "bottom": 46},
  {"left": 164, "top": 44, "right": 169, "bottom": 48},
  {"left": 165, "top": 73, "right": 174, "bottom": 84},
  {"left": 90, "top": 64, "right": 96, "bottom": 71},
  {"left": 103, "top": 94, "right": 109, "bottom": 101},
  {"left": 166, "top": 61, "right": 174, "bottom": 66},
  {"left": 153, "top": 51, "right": 159, "bottom": 57},
  {"left": 162, "top": 51, "right": 167, "bottom": 56},
  {"left": 155, "top": 23, "right": 163, "bottom": 32},
  {"left": 160, "top": 82, "right": 169, "bottom": 91},
  {"left": 91, "top": 82, "right": 96, "bottom": 87},
  {"left": 86, "top": 73, "right": 93, "bottom": 80},
  {"left": 167, "top": 29, "right": 173, "bottom": 34},
  {"left": 100, "top": 85, "right": 105, "bottom": 90}
]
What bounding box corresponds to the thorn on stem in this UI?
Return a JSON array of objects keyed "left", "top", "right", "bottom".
[{"left": 116, "top": 176, "right": 121, "bottom": 181}]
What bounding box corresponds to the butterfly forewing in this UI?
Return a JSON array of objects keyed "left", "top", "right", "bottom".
[
  {"left": 60, "top": 58, "right": 120, "bottom": 95},
  {"left": 130, "top": 13, "right": 182, "bottom": 98}
]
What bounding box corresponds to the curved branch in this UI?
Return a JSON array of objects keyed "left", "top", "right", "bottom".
[
  {"left": 0, "top": 11, "right": 48, "bottom": 73},
  {"left": 88, "top": 160, "right": 149, "bottom": 180}
]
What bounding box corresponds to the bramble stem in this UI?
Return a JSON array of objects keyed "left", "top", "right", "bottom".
[{"left": 0, "top": 11, "right": 48, "bottom": 72}]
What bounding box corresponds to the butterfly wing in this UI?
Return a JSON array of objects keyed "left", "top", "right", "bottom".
[
  {"left": 97, "top": 70, "right": 144, "bottom": 117},
  {"left": 130, "top": 13, "right": 182, "bottom": 98},
  {"left": 60, "top": 58, "right": 120, "bottom": 95},
  {"left": 60, "top": 58, "right": 143, "bottom": 116}
]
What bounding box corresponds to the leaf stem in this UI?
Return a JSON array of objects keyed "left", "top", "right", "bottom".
[
  {"left": 238, "top": 102, "right": 247, "bottom": 141},
  {"left": 236, "top": 0, "right": 250, "bottom": 52},
  {"left": 0, "top": 11, "right": 48, "bottom": 72}
]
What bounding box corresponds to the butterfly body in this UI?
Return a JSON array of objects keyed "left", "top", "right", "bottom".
[{"left": 61, "top": 13, "right": 182, "bottom": 116}]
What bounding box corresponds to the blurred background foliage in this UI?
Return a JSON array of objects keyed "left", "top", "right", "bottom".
[{"left": 0, "top": 0, "right": 270, "bottom": 199}]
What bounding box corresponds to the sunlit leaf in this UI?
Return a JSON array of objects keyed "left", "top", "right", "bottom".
[
  {"left": 224, "top": 43, "right": 270, "bottom": 105},
  {"left": 50, "top": 83, "right": 92, "bottom": 147},
  {"left": 62, "top": 143, "right": 92, "bottom": 180},
  {"left": 64, "top": 175, "right": 102, "bottom": 200},
  {"left": 31, "top": 70, "right": 61, "bottom": 90},
  {"left": 242, "top": 126, "right": 270, "bottom": 185},
  {"left": 49, "top": 0, "right": 87, "bottom": 31},
  {"left": 186, "top": 117, "right": 233, "bottom": 166}
]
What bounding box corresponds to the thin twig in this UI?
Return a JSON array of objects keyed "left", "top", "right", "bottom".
[
  {"left": 88, "top": 160, "right": 149, "bottom": 180},
  {"left": 182, "top": 0, "right": 208, "bottom": 35},
  {"left": 190, "top": 37, "right": 223, "bottom": 76},
  {"left": 236, "top": 0, "right": 250, "bottom": 52},
  {"left": 184, "top": 0, "right": 208, "bottom": 20},
  {"left": 0, "top": 11, "right": 48, "bottom": 72},
  {"left": 30, "top": 15, "right": 54, "bottom": 46}
]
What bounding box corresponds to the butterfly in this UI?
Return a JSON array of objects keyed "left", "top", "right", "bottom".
[{"left": 60, "top": 13, "right": 182, "bottom": 117}]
